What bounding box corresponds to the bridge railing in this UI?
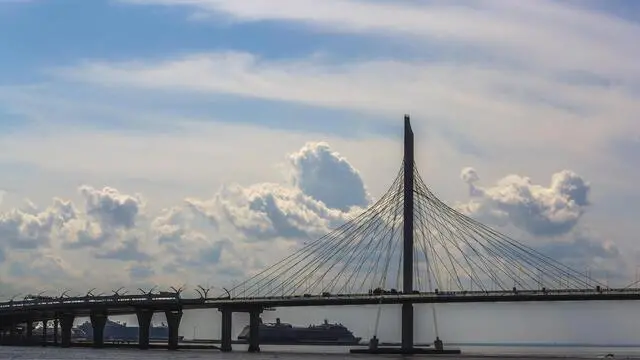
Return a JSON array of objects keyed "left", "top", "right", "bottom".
[
  {"left": 0, "top": 293, "right": 182, "bottom": 310},
  {"left": 1, "top": 287, "right": 639, "bottom": 312}
]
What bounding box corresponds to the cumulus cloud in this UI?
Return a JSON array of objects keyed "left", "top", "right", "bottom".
[
  {"left": 173, "top": 142, "right": 367, "bottom": 244},
  {"left": 0, "top": 142, "right": 621, "bottom": 292},
  {"left": 289, "top": 142, "right": 370, "bottom": 211},
  {"left": 458, "top": 168, "right": 591, "bottom": 237},
  {"left": 79, "top": 185, "right": 143, "bottom": 229},
  {"left": 0, "top": 198, "right": 76, "bottom": 250},
  {"left": 0, "top": 141, "right": 370, "bottom": 291},
  {"left": 212, "top": 182, "right": 352, "bottom": 241},
  {"left": 455, "top": 167, "right": 626, "bottom": 281}
]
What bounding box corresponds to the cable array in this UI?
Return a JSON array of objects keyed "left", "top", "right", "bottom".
[{"left": 223, "top": 161, "right": 603, "bottom": 298}]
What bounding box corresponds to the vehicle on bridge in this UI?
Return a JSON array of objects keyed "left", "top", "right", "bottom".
[
  {"left": 237, "top": 318, "right": 361, "bottom": 345},
  {"left": 23, "top": 294, "right": 55, "bottom": 301}
]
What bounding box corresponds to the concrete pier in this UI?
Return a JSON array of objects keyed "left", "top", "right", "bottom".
[
  {"left": 90, "top": 311, "right": 108, "bottom": 348},
  {"left": 164, "top": 309, "right": 182, "bottom": 351},
  {"left": 25, "top": 320, "right": 33, "bottom": 343},
  {"left": 41, "top": 320, "right": 47, "bottom": 346},
  {"left": 136, "top": 309, "right": 153, "bottom": 350},
  {"left": 219, "top": 308, "right": 233, "bottom": 352},
  {"left": 60, "top": 313, "right": 75, "bottom": 348},
  {"left": 53, "top": 318, "right": 58, "bottom": 345},
  {"left": 248, "top": 309, "right": 262, "bottom": 353}
]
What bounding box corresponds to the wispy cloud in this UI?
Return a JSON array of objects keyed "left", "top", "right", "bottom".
[
  {"left": 48, "top": 0, "right": 637, "bottom": 163},
  {"left": 51, "top": 50, "right": 640, "bottom": 160},
  {"left": 118, "top": 0, "right": 640, "bottom": 79}
]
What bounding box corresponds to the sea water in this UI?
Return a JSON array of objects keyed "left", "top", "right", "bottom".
[{"left": 2, "top": 345, "right": 640, "bottom": 359}]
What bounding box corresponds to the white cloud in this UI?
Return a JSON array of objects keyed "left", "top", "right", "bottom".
[
  {"left": 455, "top": 167, "right": 625, "bottom": 279},
  {"left": 51, "top": 51, "right": 640, "bottom": 161},
  {"left": 457, "top": 167, "right": 590, "bottom": 237},
  {"left": 0, "top": 142, "right": 371, "bottom": 292},
  {"left": 53, "top": 0, "right": 637, "bottom": 172},
  {"left": 0, "top": 138, "right": 628, "bottom": 293},
  {"left": 117, "top": 0, "right": 640, "bottom": 78},
  {"left": 289, "top": 142, "right": 370, "bottom": 211},
  {"left": 0, "top": 198, "right": 76, "bottom": 249},
  {"left": 79, "top": 185, "right": 143, "bottom": 230}
]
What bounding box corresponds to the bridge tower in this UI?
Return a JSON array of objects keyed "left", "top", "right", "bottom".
[{"left": 402, "top": 115, "right": 414, "bottom": 352}]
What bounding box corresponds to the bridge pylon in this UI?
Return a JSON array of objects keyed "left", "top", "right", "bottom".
[{"left": 402, "top": 114, "right": 415, "bottom": 352}]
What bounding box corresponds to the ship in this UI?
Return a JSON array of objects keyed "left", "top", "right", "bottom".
[
  {"left": 75, "top": 319, "right": 183, "bottom": 342},
  {"left": 237, "top": 318, "right": 361, "bottom": 345}
]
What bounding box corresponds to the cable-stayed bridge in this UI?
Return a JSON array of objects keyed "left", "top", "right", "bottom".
[{"left": 0, "top": 116, "right": 636, "bottom": 354}]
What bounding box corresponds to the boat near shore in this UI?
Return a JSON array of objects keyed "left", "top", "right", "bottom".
[{"left": 75, "top": 320, "right": 184, "bottom": 342}]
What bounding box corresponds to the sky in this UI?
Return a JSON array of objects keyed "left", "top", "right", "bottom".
[{"left": 0, "top": 0, "right": 639, "bottom": 316}]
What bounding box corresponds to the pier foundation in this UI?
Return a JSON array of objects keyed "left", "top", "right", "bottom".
[
  {"left": 248, "top": 309, "right": 262, "bottom": 353},
  {"left": 53, "top": 318, "right": 58, "bottom": 345},
  {"left": 165, "top": 309, "right": 182, "bottom": 351},
  {"left": 25, "top": 320, "right": 33, "bottom": 344},
  {"left": 90, "top": 311, "right": 108, "bottom": 348},
  {"left": 60, "top": 313, "right": 75, "bottom": 348},
  {"left": 136, "top": 309, "right": 153, "bottom": 350},
  {"left": 220, "top": 308, "right": 233, "bottom": 352},
  {"left": 41, "top": 320, "right": 47, "bottom": 346}
]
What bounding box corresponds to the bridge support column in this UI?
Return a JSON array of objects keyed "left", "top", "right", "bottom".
[
  {"left": 26, "top": 320, "right": 33, "bottom": 345},
  {"left": 9, "top": 321, "right": 16, "bottom": 342},
  {"left": 136, "top": 309, "right": 153, "bottom": 350},
  {"left": 53, "top": 318, "right": 58, "bottom": 345},
  {"left": 164, "top": 309, "right": 182, "bottom": 351},
  {"left": 90, "top": 311, "right": 108, "bottom": 348},
  {"left": 248, "top": 309, "right": 262, "bottom": 353},
  {"left": 41, "top": 320, "right": 47, "bottom": 346},
  {"left": 401, "top": 303, "right": 413, "bottom": 352},
  {"left": 219, "top": 308, "right": 233, "bottom": 352},
  {"left": 60, "top": 313, "right": 75, "bottom": 348}
]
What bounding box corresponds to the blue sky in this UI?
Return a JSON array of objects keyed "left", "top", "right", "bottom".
[
  {"left": 3, "top": 0, "right": 638, "bottom": 141},
  {"left": 0, "top": 0, "right": 639, "bottom": 308},
  {"left": 1, "top": 0, "right": 407, "bottom": 138}
]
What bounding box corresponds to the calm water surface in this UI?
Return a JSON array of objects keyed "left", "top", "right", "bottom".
[{"left": 3, "top": 345, "right": 640, "bottom": 359}]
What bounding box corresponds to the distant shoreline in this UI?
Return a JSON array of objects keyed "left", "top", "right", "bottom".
[
  {"left": 449, "top": 342, "right": 640, "bottom": 348},
  {"left": 185, "top": 339, "right": 640, "bottom": 348}
]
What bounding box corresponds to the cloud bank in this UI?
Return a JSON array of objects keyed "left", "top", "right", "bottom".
[
  {"left": 456, "top": 167, "right": 621, "bottom": 275},
  {"left": 0, "top": 142, "right": 369, "bottom": 292},
  {"left": 0, "top": 139, "right": 624, "bottom": 293}
]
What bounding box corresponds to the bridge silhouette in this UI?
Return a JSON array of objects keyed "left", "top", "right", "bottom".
[{"left": 0, "top": 115, "right": 635, "bottom": 354}]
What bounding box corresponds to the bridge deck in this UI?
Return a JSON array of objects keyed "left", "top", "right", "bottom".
[{"left": 1, "top": 288, "right": 639, "bottom": 320}]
